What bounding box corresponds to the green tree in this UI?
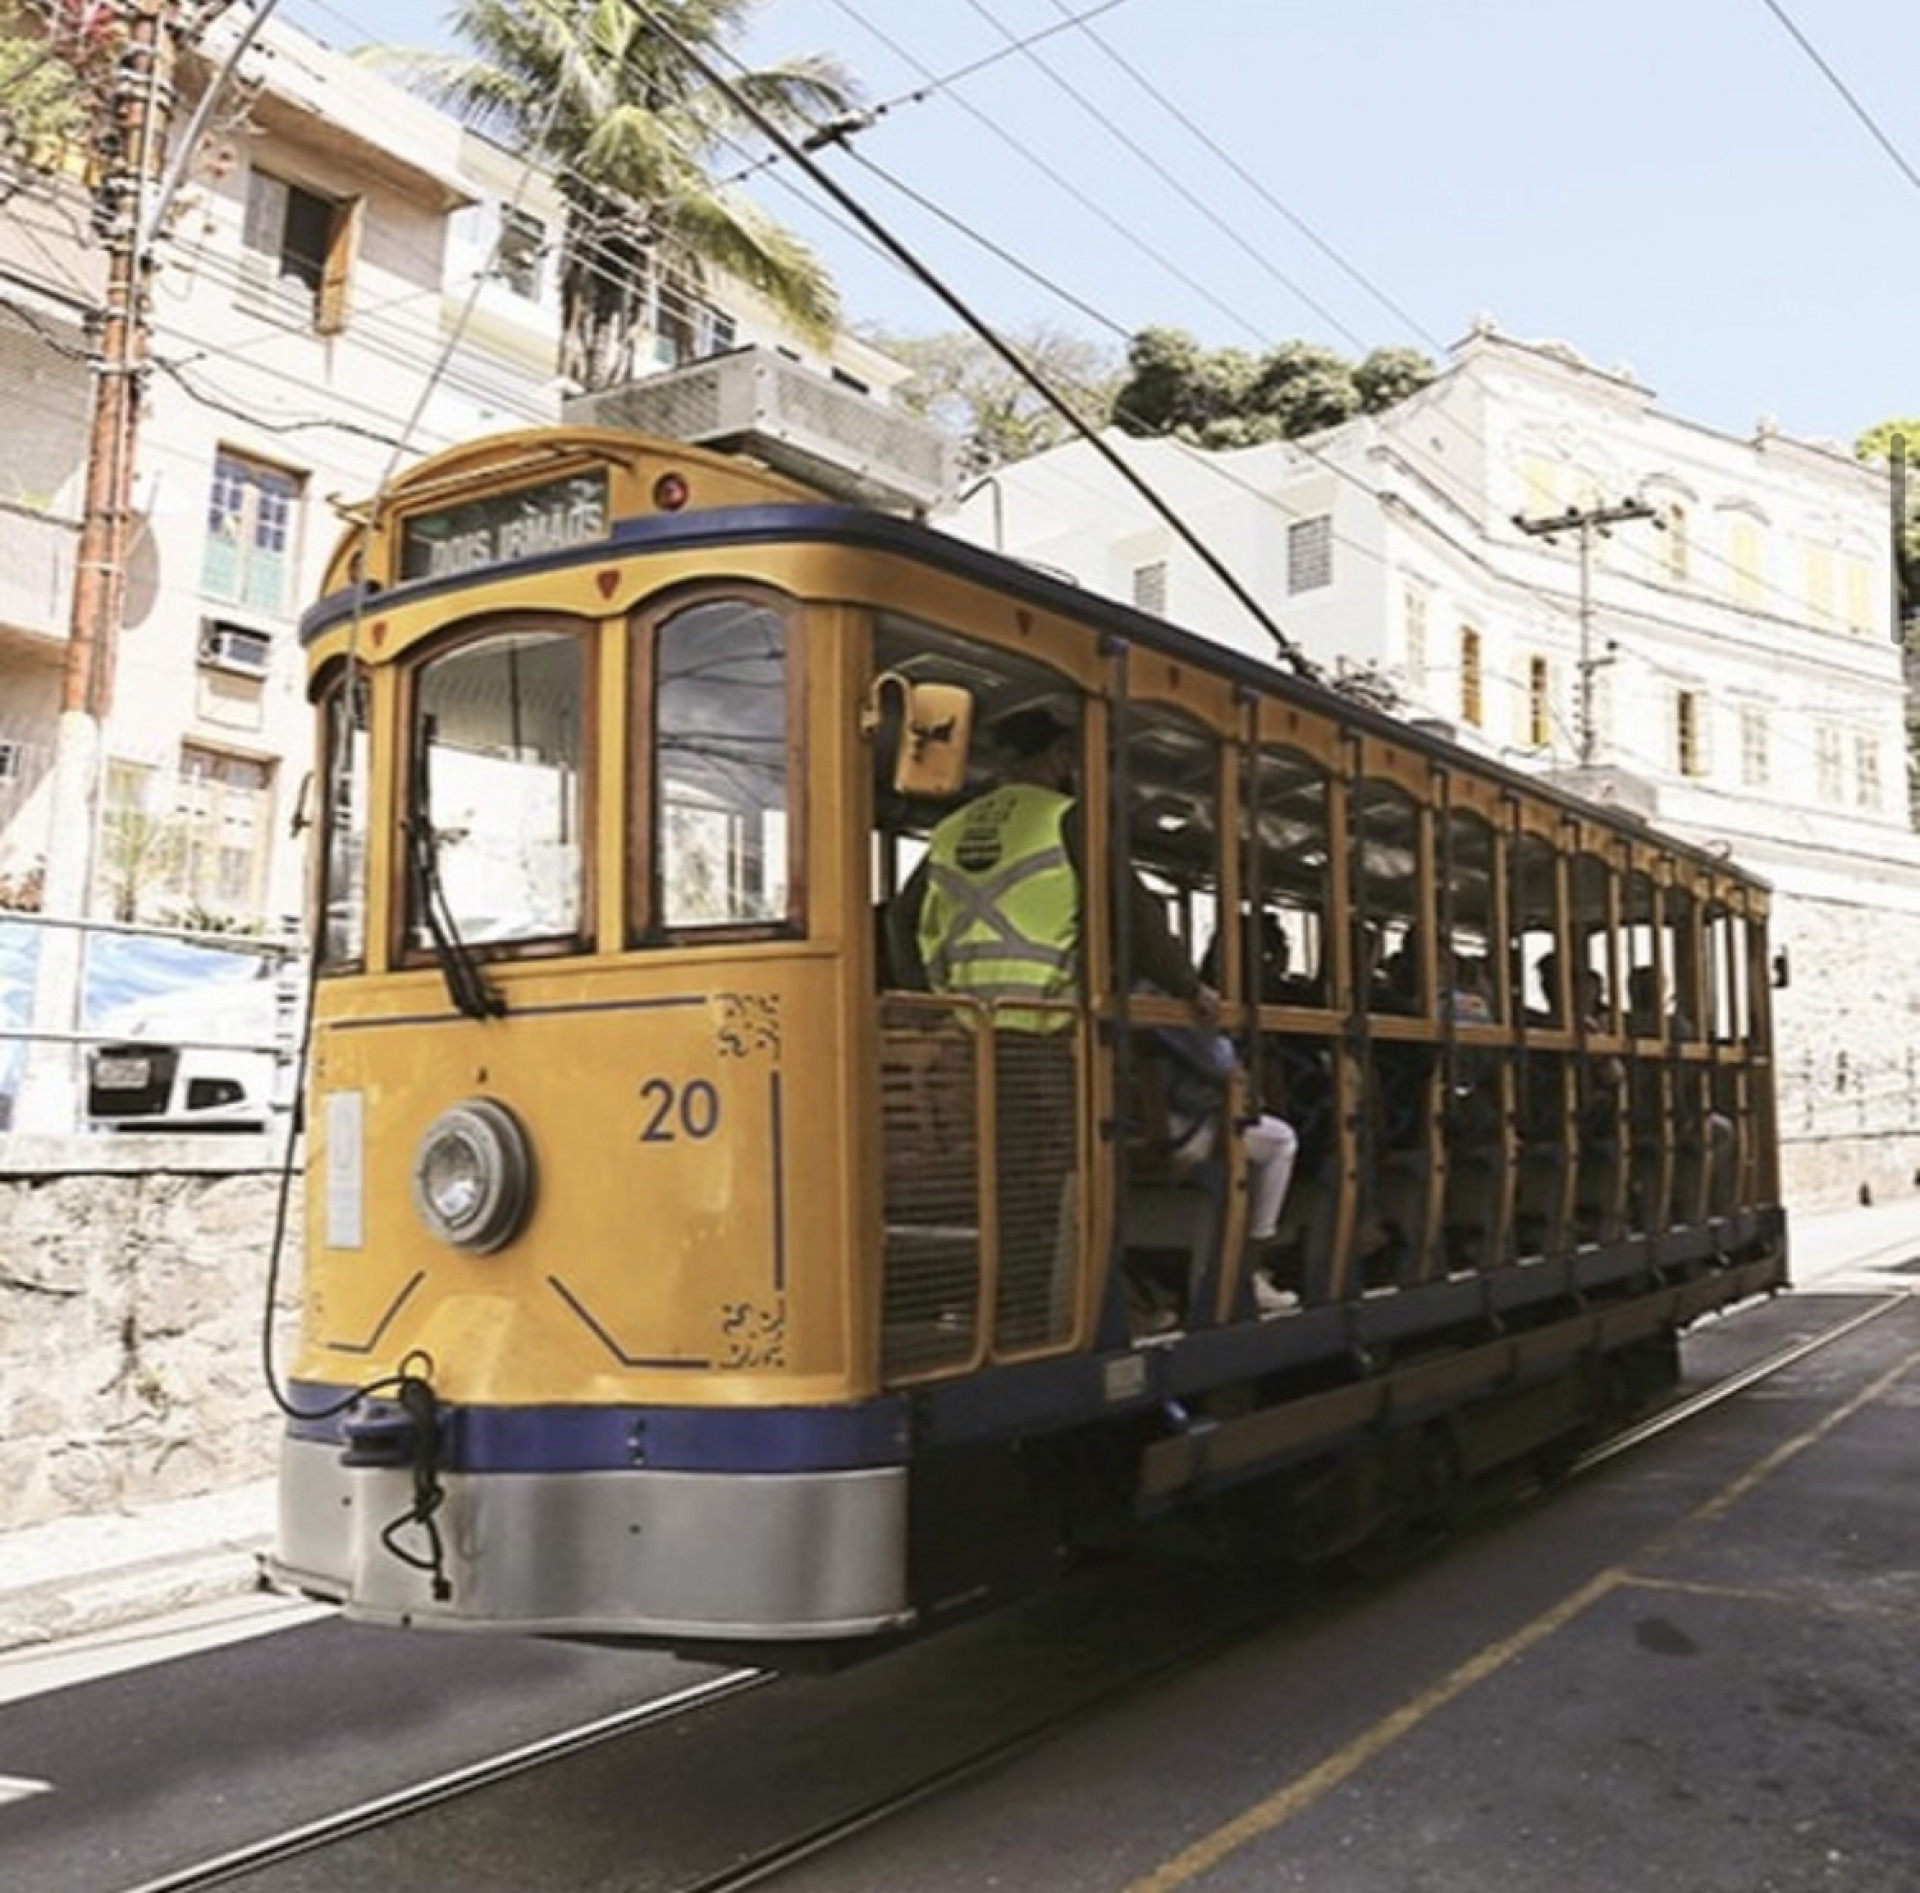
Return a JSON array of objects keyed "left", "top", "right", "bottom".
[
  {"left": 865, "top": 322, "right": 1122, "bottom": 477},
  {"left": 1856, "top": 418, "right": 1920, "bottom": 626},
  {"left": 375, "top": 0, "right": 857, "bottom": 390},
  {"left": 1112, "top": 327, "right": 1435, "bottom": 448},
  {"left": 0, "top": 0, "right": 119, "bottom": 183}
]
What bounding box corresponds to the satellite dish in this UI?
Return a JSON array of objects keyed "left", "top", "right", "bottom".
[{"left": 122, "top": 514, "right": 160, "bottom": 627}]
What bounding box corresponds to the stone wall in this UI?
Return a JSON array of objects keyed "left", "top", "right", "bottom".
[
  {"left": 0, "top": 1134, "right": 301, "bottom": 1533},
  {"left": 1770, "top": 880, "right": 1920, "bottom": 1214}
]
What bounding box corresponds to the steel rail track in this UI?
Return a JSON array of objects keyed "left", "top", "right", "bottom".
[
  {"left": 688, "top": 1293, "right": 1920, "bottom": 1893},
  {"left": 114, "top": 1293, "right": 1910, "bottom": 1893},
  {"left": 1573, "top": 1288, "right": 1909, "bottom": 1474},
  {"left": 111, "top": 1666, "right": 773, "bottom": 1893}
]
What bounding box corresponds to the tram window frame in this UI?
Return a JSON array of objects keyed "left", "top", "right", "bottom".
[
  {"left": 1570, "top": 850, "right": 1618, "bottom": 1032},
  {"left": 1124, "top": 705, "right": 1222, "bottom": 986},
  {"left": 868, "top": 612, "right": 1087, "bottom": 991},
  {"left": 1247, "top": 745, "right": 1334, "bottom": 1010},
  {"left": 1441, "top": 802, "right": 1502, "bottom": 1024},
  {"left": 1352, "top": 774, "right": 1429, "bottom": 1016},
  {"left": 1511, "top": 827, "right": 1563, "bottom": 1025},
  {"left": 396, "top": 616, "right": 595, "bottom": 966},
  {"left": 632, "top": 587, "right": 804, "bottom": 944},
  {"left": 314, "top": 661, "right": 370, "bottom": 975}
]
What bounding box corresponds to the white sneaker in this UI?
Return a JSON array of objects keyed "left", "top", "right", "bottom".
[{"left": 1252, "top": 1271, "right": 1299, "bottom": 1317}]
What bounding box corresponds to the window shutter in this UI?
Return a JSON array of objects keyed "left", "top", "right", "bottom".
[{"left": 317, "top": 196, "right": 362, "bottom": 336}]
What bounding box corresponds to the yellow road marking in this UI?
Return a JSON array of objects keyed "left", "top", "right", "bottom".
[{"left": 1122, "top": 1343, "right": 1920, "bottom": 1892}]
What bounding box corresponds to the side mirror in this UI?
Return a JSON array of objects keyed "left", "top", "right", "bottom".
[{"left": 862, "top": 672, "right": 973, "bottom": 799}]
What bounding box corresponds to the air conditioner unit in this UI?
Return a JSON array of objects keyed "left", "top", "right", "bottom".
[
  {"left": 564, "top": 345, "right": 956, "bottom": 515},
  {"left": 199, "top": 619, "right": 273, "bottom": 676}
]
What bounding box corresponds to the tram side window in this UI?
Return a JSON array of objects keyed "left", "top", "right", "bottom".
[
  {"left": 653, "top": 598, "right": 793, "bottom": 932},
  {"left": 1126, "top": 708, "right": 1220, "bottom": 987},
  {"left": 1442, "top": 807, "right": 1500, "bottom": 1023},
  {"left": 1512, "top": 830, "right": 1561, "bottom": 1023},
  {"left": 1708, "top": 904, "right": 1750, "bottom": 1043},
  {"left": 409, "top": 627, "right": 588, "bottom": 949},
  {"left": 1352, "top": 777, "right": 1426, "bottom": 1013},
  {"left": 1571, "top": 852, "right": 1617, "bottom": 1029},
  {"left": 317, "top": 668, "right": 369, "bottom": 971},
  {"left": 1247, "top": 747, "right": 1331, "bottom": 1006},
  {"left": 868, "top": 612, "right": 1083, "bottom": 988}
]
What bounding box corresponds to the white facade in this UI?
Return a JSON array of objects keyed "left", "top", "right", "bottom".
[
  {"left": 945, "top": 325, "right": 1917, "bottom": 1209},
  {"left": 0, "top": 11, "right": 906, "bottom": 934}
]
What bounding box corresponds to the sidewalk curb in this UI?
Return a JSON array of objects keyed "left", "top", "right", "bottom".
[{"left": 0, "top": 1543, "right": 272, "bottom": 1655}]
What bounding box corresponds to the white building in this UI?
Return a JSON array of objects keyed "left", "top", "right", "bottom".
[
  {"left": 946, "top": 323, "right": 1917, "bottom": 1209},
  {"left": 0, "top": 9, "right": 906, "bottom": 933}
]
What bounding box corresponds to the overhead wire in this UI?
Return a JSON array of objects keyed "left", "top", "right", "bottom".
[
  {"left": 1755, "top": 0, "right": 1920, "bottom": 195},
  {"left": 146, "top": 6, "right": 1902, "bottom": 768}
]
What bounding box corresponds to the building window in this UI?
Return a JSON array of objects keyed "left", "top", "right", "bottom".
[
  {"left": 242, "top": 168, "right": 359, "bottom": 333},
  {"left": 1727, "top": 517, "right": 1764, "bottom": 611},
  {"left": 1739, "top": 705, "right": 1770, "bottom": 788},
  {"left": 1805, "top": 542, "right": 1835, "bottom": 627},
  {"left": 1459, "top": 626, "right": 1483, "bottom": 728},
  {"left": 202, "top": 449, "right": 301, "bottom": 615},
  {"left": 1286, "top": 515, "right": 1333, "bottom": 594},
  {"left": 1675, "top": 690, "right": 1707, "bottom": 778},
  {"left": 496, "top": 206, "right": 545, "bottom": 299},
  {"left": 0, "top": 739, "right": 20, "bottom": 783},
  {"left": 1522, "top": 654, "right": 1551, "bottom": 749},
  {"left": 1664, "top": 504, "right": 1690, "bottom": 583},
  {"left": 1403, "top": 585, "right": 1428, "bottom": 693},
  {"left": 1132, "top": 559, "right": 1168, "bottom": 616},
  {"left": 1815, "top": 724, "right": 1844, "bottom": 803},
  {"left": 179, "top": 745, "right": 276, "bottom": 916},
  {"left": 1845, "top": 555, "right": 1875, "bottom": 635},
  {"left": 1856, "top": 733, "right": 1882, "bottom": 811},
  {"left": 651, "top": 269, "right": 737, "bottom": 368}
]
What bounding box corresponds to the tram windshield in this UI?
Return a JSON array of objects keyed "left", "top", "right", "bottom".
[
  {"left": 317, "top": 670, "right": 370, "bottom": 971},
  {"left": 406, "top": 625, "right": 588, "bottom": 950}
]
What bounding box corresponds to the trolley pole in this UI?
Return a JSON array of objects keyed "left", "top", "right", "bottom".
[
  {"left": 1512, "top": 499, "right": 1660, "bottom": 768},
  {"left": 16, "top": 0, "right": 180, "bottom": 1133}
]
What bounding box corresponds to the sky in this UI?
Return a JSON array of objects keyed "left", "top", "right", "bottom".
[{"left": 270, "top": 0, "right": 1920, "bottom": 450}]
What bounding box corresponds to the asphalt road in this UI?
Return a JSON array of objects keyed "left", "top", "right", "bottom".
[{"left": 4, "top": 1289, "right": 1914, "bottom": 1893}]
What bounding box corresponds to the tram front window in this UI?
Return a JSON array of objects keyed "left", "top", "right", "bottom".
[
  {"left": 653, "top": 598, "right": 792, "bottom": 931},
  {"left": 317, "top": 671, "right": 369, "bottom": 971},
  {"left": 407, "top": 627, "right": 587, "bottom": 949}
]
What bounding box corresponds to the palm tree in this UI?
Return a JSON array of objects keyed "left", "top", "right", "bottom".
[{"left": 386, "top": 0, "right": 857, "bottom": 390}]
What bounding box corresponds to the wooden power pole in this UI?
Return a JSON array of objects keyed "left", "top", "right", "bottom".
[
  {"left": 16, "top": 0, "right": 179, "bottom": 1131},
  {"left": 1512, "top": 498, "right": 1661, "bottom": 768}
]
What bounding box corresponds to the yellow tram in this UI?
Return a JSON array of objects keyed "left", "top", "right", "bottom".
[{"left": 270, "top": 423, "right": 1787, "bottom": 1661}]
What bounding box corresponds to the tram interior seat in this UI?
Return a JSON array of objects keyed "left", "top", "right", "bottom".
[{"left": 1120, "top": 1052, "right": 1223, "bottom": 1325}]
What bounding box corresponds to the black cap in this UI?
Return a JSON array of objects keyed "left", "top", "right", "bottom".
[{"left": 992, "top": 702, "right": 1075, "bottom": 759}]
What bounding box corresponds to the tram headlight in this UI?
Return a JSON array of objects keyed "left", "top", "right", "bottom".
[{"left": 410, "top": 1098, "right": 534, "bottom": 1254}]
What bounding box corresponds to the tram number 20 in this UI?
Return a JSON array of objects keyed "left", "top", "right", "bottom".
[{"left": 637, "top": 1075, "right": 722, "bottom": 1143}]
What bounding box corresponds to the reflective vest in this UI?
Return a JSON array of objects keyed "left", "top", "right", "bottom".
[{"left": 917, "top": 784, "right": 1078, "bottom": 1028}]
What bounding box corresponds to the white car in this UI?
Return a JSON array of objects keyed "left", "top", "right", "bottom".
[{"left": 87, "top": 962, "right": 298, "bottom": 1131}]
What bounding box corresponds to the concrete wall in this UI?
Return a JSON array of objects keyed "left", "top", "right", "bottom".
[{"left": 0, "top": 1135, "right": 300, "bottom": 1533}]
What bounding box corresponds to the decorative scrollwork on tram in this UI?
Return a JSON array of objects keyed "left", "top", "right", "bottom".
[{"left": 715, "top": 992, "right": 782, "bottom": 1060}]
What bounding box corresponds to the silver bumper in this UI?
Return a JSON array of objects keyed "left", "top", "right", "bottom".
[{"left": 271, "top": 1437, "right": 914, "bottom": 1642}]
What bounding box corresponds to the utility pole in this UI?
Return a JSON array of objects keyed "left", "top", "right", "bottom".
[
  {"left": 1512, "top": 498, "right": 1661, "bottom": 768},
  {"left": 16, "top": 0, "right": 179, "bottom": 1132}
]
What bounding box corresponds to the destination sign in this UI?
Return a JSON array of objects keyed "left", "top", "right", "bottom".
[{"left": 398, "top": 471, "right": 610, "bottom": 581}]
